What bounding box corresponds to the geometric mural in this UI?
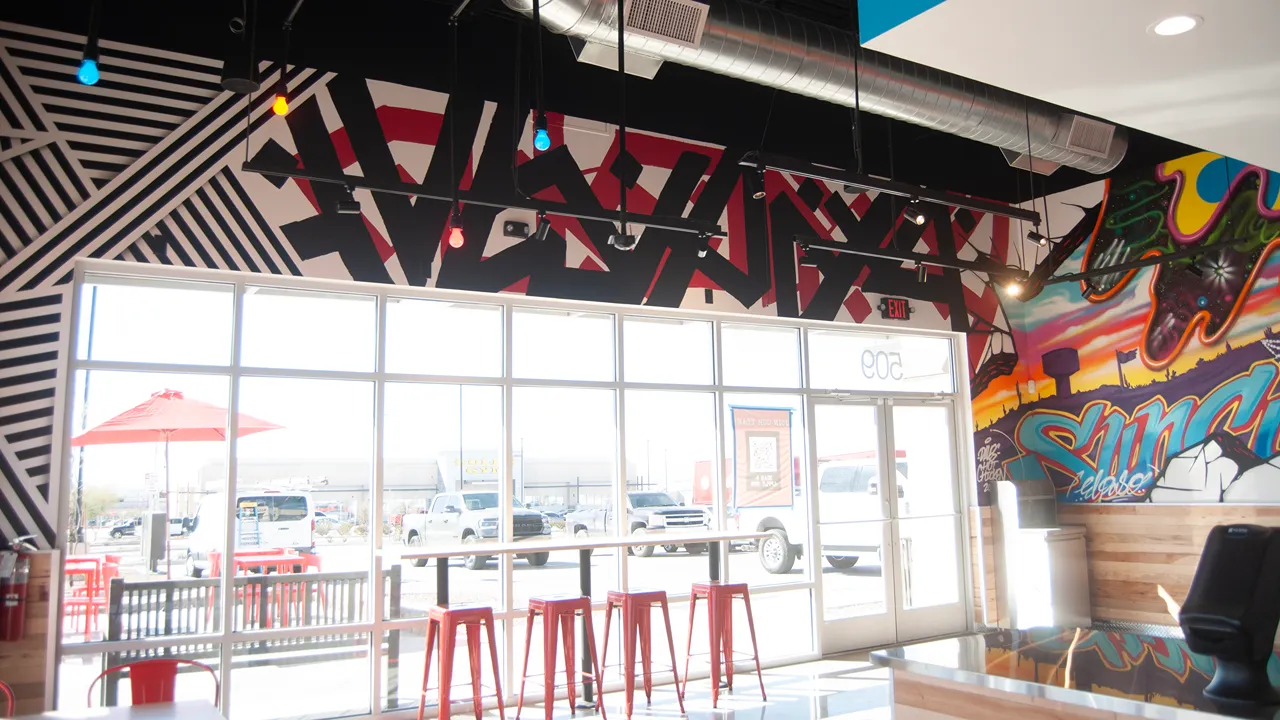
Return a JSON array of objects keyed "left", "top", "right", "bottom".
[{"left": 0, "top": 21, "right": 1025, "bottom": 545}]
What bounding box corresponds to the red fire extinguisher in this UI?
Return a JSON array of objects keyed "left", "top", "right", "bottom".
[{"left": 0, "top": 536, "right": 36, "bottom": 642}]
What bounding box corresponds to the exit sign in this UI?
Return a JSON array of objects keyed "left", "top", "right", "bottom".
[{"left": 878, "top": 297, "right": 913, "bottom": 321}]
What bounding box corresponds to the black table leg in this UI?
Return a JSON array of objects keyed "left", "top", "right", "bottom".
[
  {"left": 578, "top": 547, "right": 595, "bottom": 708},
  {"left": 709, "top": 540, "right": 722, "bottom": 581},
  {"left": 437, "top": 556, "right": 449, "bottom": 607}
]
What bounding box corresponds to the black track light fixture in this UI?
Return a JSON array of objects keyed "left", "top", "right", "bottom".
[
  {"left": 533, "top": 211, "right": 552, "bottom": 242},
  {"left": 609, "top": 231, "right": 638, "bottom": 251},
  {"left": 903, "top": 198, "right": 928, "bottom": 226},
  {"left": 696, "top": 233, "right": 711, "bottom": 258},
  {"left": 335, "top": 184, "right": 361, "bottom": 215},
  {"left": 1028, "top": 229, "right": 1047, "bottom": 247},
  {"left": 917, "top": 262, "right": 928, "bottom": 284},
  {"left": 752, "top": 167, "right": 767, "bottom": 201},
  {"left": 220, "top": 1, "right": 261, "bottom": 94},
  {"left": 798, "top": 244, "right": 820, "bottom": 267}
]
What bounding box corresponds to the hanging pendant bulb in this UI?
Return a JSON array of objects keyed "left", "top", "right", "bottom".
[
  {"left": 448, "top": 209, "right": 465, "bottom": 248},
  {"left": 77, "top": 56, "right": 100, "bottom": 86},
  {"left": 272, "top": 77, "right": 289, "bottom": 116},
  {"left": 78, "top": 0, "right": 101, "bottom": 86},
  {"left": 533, "top": 112, "right": 551, "bottom": 152}
]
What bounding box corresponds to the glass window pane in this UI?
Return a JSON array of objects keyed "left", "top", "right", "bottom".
[
  {"left": 235, "top": 377, "right": 373, "bottom": 629},
  {"left": 241, "top": 287, "right": 376, "bottom": 372},
  {"left": 721, "top": 325, "right": 800, "bottom": 388},
  {"left": 386, "top": 298, "right": 502, "bottom": 377},
  {"left": 624, "top": 391, "right": 717, "bottom": 591},
  {"left": 383, "top": 383, "right": 503, "bottom": 617},
  {"left": 231, "top": 633, "right": 372, "bottom": 719},
  {"left": 514, "top": 386, "right": 618, "bottom": 604},
  {"left": 512, "top": 308, "right": 614, "bottom": 381},
  {"left": 65, "top": 370, "right": 230, "bottom": 645},
  {"left": 893, "top": 404, "right": 956, "bottom": 517},
  {"left": 623, "top": 317, "right": 712, "bottom": 384},
  {"left": 67, "top": 648, "right": 222, "bottom": 709},
  {"left": 900, "top": 516, "right": 960, "bottom": 609},
  {"left": 814, "top": 403, "right": 888, "bottom": 620},
  {"left": 724, "top": 393, "right": 808, "bottom": 586},
  {"left": 78, "top": 274, "right": 233, "bottom": 366},
  {"left": 808, "top": 330, "right": 954, "bottom": 393}
]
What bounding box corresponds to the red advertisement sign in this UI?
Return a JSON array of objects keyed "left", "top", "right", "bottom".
[{"left": 729, "top": 406, "right": 794, "bottom": 508}]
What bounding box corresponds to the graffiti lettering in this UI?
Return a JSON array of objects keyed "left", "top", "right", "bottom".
[
  {"left": 976, "top": 437, "right": 1006, "bottom": 495},
  {"left": 1005, "top": 360, "right": 1280, "bottom": 501}
]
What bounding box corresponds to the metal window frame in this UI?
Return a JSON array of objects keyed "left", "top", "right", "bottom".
[{"left": 55, "top": 257, "right": 974, "bottom": 717}]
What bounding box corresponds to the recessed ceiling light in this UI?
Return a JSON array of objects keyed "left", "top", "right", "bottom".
[{"left": 1151, "top": 15, "right": 1201, "bottom": 36}]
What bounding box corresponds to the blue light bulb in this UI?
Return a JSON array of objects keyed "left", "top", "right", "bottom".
[
  {"left": 77, "top": 58, "right": 100, "bottom": 86},
  {"left": 533, "top": 127, "right": 551, "bottom": 152}
]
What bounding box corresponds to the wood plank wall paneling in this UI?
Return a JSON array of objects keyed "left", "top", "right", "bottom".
[
  {"left": 1059, "top": 505, "right": 1280, "bottom": 626},
  {"left": 893, "top": 669, "right": 1142, "bottom": 720},
  {"left": 0, "top": 550, "right": 57, "bottom": 714},
  {"left": 968, "top": 506, "right": 999, "bottom": 626}
]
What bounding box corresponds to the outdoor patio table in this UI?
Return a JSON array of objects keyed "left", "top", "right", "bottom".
[
  {"left": 12, "top": 700, "right": 224, "bottom": 720},
  {"left": 401, "top": 529, "right": 768, "bottom": 706}
]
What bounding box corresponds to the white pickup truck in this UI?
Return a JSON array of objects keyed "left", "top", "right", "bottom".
[
  {"left": 725, "top": 457, "right": 909, "bottom": 573},
  {"left": 401, "top": 491, "right": 551, "bottom": 570}
]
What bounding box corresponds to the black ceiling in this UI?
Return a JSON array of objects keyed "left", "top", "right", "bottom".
[{"left": 3, "top": 0, "right": 1197, "bottom": 203}]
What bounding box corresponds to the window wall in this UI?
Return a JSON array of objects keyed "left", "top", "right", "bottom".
[{"left": 59, "top": 262, "right": 967, "bottom": 719}]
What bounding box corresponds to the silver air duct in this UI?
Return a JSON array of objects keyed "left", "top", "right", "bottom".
[{"left": 504, "top": 0, "right": 1127, "bottom": 174}]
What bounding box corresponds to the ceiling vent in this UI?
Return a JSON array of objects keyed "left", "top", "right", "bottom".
[
  {"left": 1000, "top": 148, "right": 1061, "bottom": 176},
  {"left": 1064, "top": 116, "right": 1117, "bottom": 159},
  {"left": 624, "top": 0, "right": 708, "bottom": 48}
]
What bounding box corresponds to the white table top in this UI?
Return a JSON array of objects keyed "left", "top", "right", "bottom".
[
  {"left": 14, "top": 701, "right": 224, "bottom": 720},
  {"left": 401, "top": 530, "right": 768, "bottom": 560}
]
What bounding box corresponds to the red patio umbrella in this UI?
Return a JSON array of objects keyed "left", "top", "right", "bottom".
[{"left": 72, "top": 389, "right": 283, "bottom": 577}]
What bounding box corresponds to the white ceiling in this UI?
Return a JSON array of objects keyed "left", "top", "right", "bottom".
[{"left": 864, "top": 0, "right": 1280, "bottom": 170}]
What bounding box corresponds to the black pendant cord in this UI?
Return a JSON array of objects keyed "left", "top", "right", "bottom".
[
  {"left": 511, "top": 23, "right": 527, "bottom": 199},
  {"left": 848, "top": 0, "right": 863, "bottom": 176},
  {"left": 532, "top": 0, "right": 545, "bottom": 117},
  {"left": 450, "top": 19, "right": 460, "bottom": 215},
  {"left": 617, "top": 0, "right": 628, "bottom": 233}
]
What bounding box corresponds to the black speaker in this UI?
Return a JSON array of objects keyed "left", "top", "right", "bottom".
[{"left": 1180, "top": 524, "right": 1280, "bottom": 704}]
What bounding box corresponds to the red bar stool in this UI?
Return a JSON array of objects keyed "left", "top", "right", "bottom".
[
  {"left": 418, "top": 604, "right": 504, "bottom": 720},
  {"left": 681, "top": 581, "right": 766, "bottom": 708},
  {"left": 602, "top": 589, "right": 685, "bottom": 718},
  {"left": 517, "top": 594, "right": 606, "bottom": 720}
]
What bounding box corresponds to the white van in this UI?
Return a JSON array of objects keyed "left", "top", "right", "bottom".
[{"left": 185, "top": 491, "right": 315, "bottom": 577}]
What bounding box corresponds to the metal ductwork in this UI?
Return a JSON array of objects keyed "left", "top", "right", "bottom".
[{"left": 504, "top": 0, "right": 1128, "bottom": 174}]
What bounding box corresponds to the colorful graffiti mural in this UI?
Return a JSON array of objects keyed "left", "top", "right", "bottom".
[{"left": 973, "top": 152, "right": 1280, "bottom": 504}]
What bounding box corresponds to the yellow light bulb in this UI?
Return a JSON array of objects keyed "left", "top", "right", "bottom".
[{"left": 272, "top": 95, "right": 289, "bottom": 116}]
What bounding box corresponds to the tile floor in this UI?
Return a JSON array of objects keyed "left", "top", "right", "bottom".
[{"left": 509, "top": 654, "right": 890, "bottom": 720}]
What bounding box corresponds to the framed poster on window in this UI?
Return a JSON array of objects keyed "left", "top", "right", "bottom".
[{"left": 729, "top": 406, "right": 794, "bottom": 508}]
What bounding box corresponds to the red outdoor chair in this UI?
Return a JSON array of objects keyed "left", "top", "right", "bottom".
[
  {"left": 0, "top": 679, "right": 14, "bottom": 716},
  {"left": 86, "top": 658, "right": 220, "bottom": 707}
]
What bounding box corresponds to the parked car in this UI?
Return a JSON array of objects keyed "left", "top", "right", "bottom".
[
  {"left": 109, "top": 518, "right": 141, "bottom": 539},
  {"left": 565, "top": 491, "right": 709, "bottom": 557},
  {"left": 169, "top": 517, "right": 189, "bottom": 537},
  {"left": 401, "top": 491, "right": 551, "bottom": 570},
  {"left": 185, "top": 490, "right": 316, "bottom": 577}
]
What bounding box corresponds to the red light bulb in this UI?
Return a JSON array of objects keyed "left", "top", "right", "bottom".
[{"left": 448, "top": 226, "right": 465, "bottom": 248}]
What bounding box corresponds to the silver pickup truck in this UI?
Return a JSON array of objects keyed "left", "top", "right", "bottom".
[
  {"left": 401, "top": 491, "right": 551, "bottom": 570},
  {"left": 565, "top": 491, "right": 709, "bottom": 557}
]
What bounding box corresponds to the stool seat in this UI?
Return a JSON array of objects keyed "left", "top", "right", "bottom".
[
  {"left": 418, "top": 604, "right": 504, "bottom": 720},
  {"left": 518, "top": 595, "right": 606, "bottom": 720},
  {"left": 603, "top": 590, "right": 685, "bottom": 718},
  {"left": 683, "top": 582, "right": 765, "bottom": 708}
]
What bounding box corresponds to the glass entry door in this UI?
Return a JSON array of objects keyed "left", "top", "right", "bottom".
[{"left": 811, "top": 398, "right": 968, "bottom": 653}]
